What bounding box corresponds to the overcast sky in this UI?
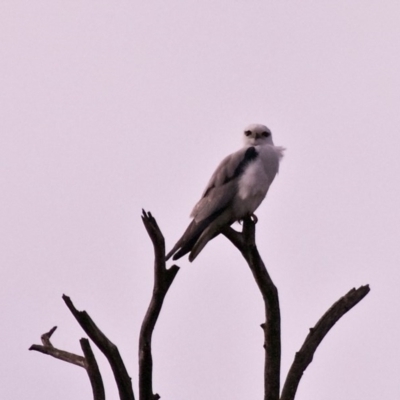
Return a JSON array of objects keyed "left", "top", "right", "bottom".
[{"left": 1, "top": 1, "right": 400, "bottom": 399}]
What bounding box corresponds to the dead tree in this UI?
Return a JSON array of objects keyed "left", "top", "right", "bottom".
[{"left": 30, "top": 210, "right": 370, "bottom": 400}]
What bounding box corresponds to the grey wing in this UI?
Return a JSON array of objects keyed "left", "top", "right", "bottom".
[
  {"left": 166, "top": 146, "right": 258, "bottom": 261},
  {"left": 191, "top": 146, "right": 257, "bottom": 222}
]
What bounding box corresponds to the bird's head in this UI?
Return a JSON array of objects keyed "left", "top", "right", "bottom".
[{"left": 243, "top": 124, "right": 274, "bottom": 146}]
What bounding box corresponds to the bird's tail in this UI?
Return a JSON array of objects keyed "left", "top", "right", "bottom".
[
  {"left": 165, "top": 219, "right": 207, "bottom": 261},
  {"left": 166, "top": 208, "right": 227, "bottom": 261},
  {"left": 188, "top": 214, "right": 230, "bottom": 262}
]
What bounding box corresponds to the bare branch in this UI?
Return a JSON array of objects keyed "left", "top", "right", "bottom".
[
  {"left": 222, "top": 217, "right": 281, "bottom": 400},
  {"left": 80, "top": 338, "right": 106, "bottom": 400},
  {"left": 29, "top": 326, "right": 86, "bottom": 368},
  {"left": 29, "top": 327, "right": 106, "bottom": 400},
  {"left": 139, "top": 210, "right": 180, "bottom": 400},
  {"left": 63, "top": 295, "right": 135, "bottom": 400},
  {"left": 280, "top": 285, "right": 370, "bottom": 400},
  {"left": 40, "top": 326, "right": 57, "bottom": 346}
]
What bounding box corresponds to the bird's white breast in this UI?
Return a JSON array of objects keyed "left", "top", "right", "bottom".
[{"left": 236, "top": 144, "right": 281, "bottom": 215}]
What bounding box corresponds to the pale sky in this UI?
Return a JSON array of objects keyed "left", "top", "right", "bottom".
[{"left": 1, "top": 1, "right": 400, "bottom": 399}]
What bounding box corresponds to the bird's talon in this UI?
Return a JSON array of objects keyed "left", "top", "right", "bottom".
[{"left": 250, "top": 214, "right": 258, "bottom": 223}]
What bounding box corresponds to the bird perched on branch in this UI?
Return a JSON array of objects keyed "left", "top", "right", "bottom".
[{"left": 166, "top": 123, "right": 284, "bottom": 262}]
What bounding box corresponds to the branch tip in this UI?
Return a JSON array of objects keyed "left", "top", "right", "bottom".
[
  {"left": 41, "top": 326, "right": 58, "bottom": 344},
  {"left": 281, "top": 284, "right": 370, "bottom": 400},
  {"left": 63, "top": 295, "right": 135, "bottom": 400}
]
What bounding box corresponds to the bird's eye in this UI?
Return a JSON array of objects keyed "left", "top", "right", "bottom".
[
  {"left": 262, "top": 131, "right": 270, "bottom": 137},
  {"left": 244, "top": 130, "right": 252, "bottom": 137}
]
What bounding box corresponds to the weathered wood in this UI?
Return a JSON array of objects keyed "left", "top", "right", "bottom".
[
  {"left": 80, "top": 338, "right": 105, "bottom": 400},
  {"left": 280, "top": 285, "right": 370, "bottom": 400},
  {"left": 223, "top": 217, "right": 281, "bottom": 400},
  {"left": 63, "top": 295, "right": 135, "bottom": 400},
  {"left": 139, "top": 210, "right": 180, "bottom": 400},
  {"left": 29, "top": 326, "right": 105, "bottom": 400}
]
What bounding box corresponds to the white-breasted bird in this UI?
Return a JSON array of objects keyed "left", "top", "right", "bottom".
[{"left": 166, "top": 124, "right": 285, "bottom": 262}]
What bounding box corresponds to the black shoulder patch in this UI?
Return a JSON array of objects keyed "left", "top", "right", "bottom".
[
  {"left": 205, "top": 147, "right": 259, "bottom": 192},
  {"left": 231, "top": 146, "right": 258, "bottom": 180}
]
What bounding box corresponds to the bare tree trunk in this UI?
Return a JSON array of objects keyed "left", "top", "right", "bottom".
[{"left": 223, "top": 217, "right": 280, "bottom": 400}]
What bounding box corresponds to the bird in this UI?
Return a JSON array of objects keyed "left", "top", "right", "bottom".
[{"left": 166, "top": 123, "right": 285, "bottom": 262}]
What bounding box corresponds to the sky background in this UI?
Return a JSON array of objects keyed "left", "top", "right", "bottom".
[{"left": 1, "top": 1, "right": 400, "bottom": 399}]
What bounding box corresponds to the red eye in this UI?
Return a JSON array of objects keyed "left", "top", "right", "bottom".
[{"left": 244, "top": 130, "right": 252, "bottom": 137}]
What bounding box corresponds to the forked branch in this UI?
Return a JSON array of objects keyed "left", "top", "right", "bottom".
[
  {"left": 139, "top": 210, "right": 180, "bottom": 400},
  {"left": 29, "top": 326, "right": 105, "bottom": 400},
  {"left": 223, "top": 218, "right": 370, "bottom": 400},
  {"left": 29, "top": 211, "right": 179, "bottom": 400},
  {"left": 29, "top": 326, "right": 86, "bottom": 368}
]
